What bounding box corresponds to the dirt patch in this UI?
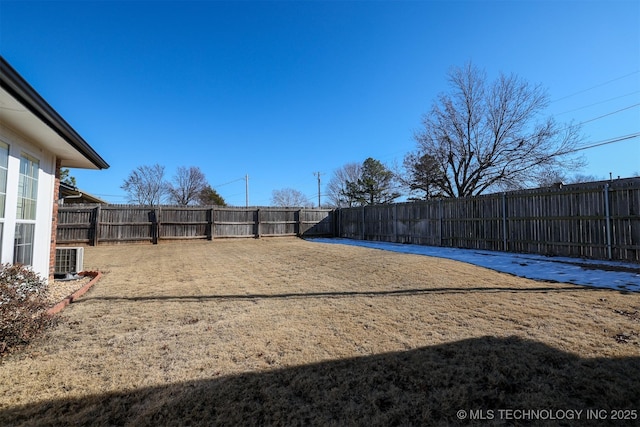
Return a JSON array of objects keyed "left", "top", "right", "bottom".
[{"left": 1, "top": 238, "right": 638, "bottom": 425}]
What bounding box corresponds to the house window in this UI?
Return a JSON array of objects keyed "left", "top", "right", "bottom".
[
  {"left": 14, "top": 154, "right": 38, "bottom": 266},
  {"left": 0, "top": 141, "right": 7, "bottom": 259},
  {"left": 14, "top": 223, "right": 35, "bottom": 266}
]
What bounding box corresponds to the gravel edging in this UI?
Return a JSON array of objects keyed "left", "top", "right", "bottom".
[{"left": 46, "top": 271, "right": 102, "bottom": 316}]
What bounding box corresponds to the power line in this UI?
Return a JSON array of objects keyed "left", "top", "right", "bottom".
[
  {"left": 212, "top": 175, "right": 249, "bottom": 206},
  {"left": 93, "top": 193, "right": 127, "bottom": 198},
  {"left": 555, "top": 90, "right": 640, "bottom": 116},
  {"left": 567, "top": 132, "right": 640, "bottom": 154},
  {"left": 577, "top": 103, "right": 640, "bottom": 126},
  {"left": 212, "top": 177, "right": 245, "bottom": 188},
  {"left": 224, "top": 192, "right": 244, "bottom": 198},
  {"left": 552, "top": 70, "right": 640, "bottom": 103},
  {"left": 557, "top": 103, "right": 640, "bottom": 133}
]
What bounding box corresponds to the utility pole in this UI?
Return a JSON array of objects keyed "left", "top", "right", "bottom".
[
  {"left": 314, "top": 172, "right": 323, "bottom": 208},
  {"left": 245, "top": 174, "right": 249, "bottom": 207}
]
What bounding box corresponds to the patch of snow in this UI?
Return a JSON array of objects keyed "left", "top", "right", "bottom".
[{"left": 308, "top": 238, "right": 640, "bottom": 293}]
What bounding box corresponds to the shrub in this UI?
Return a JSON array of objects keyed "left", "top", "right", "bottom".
[{"left": 0, "top": 263, "right": 54, "bottom": 355}]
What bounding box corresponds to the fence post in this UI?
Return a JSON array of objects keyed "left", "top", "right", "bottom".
[
  {"left": 439, "top": 199, "right": 443, "bottom": 247},
  {"left": 157, "top": 206, "right": 162, "bottom": 243},
  {"left": 207, "top": 207, "right": 214, "bottom": 240},
  {"left": 297, "top": 209, "right": 303, "bottom": 237},
  {"left": 332, "top": 209, "right": 337, "bottom": 237},
  {"left": 92, "top": 205, "right": 101, "bottom": 246},
  {"left": 256, "top": 208, "right": 261, "bottom": 238},
  {"left": 148, "top": 208, "right": 158, "bottom": 245},
  {"left": 604, "top": 184, "right": 612, "bottom": 259},
  {"left": 502, "top": 192, "right": 508, "bottom": 252}
]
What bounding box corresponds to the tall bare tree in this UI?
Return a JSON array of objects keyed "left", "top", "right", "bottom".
[
  {"left": 121, "top": 164, "right": 168, "bottom": 206},
  {"left": 412, "top": 62, "right": 584, "bottom": 197},
  {"left": 326, "top": 162, "right": 362, "bottom": 207},
  {"left": 168, "top": 166, "right": 207, "bottom": 206},
  {"left": 271, "top": 188, "right": 311, "bottom": 207}
]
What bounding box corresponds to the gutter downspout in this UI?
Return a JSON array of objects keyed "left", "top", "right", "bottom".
[{"left": 59, "top": 193, "right": 83, "bottom": 206}]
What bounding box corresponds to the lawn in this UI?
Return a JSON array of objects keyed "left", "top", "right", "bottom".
[{"left": 1, "top": 238, "right": 638, "bottom": 425}]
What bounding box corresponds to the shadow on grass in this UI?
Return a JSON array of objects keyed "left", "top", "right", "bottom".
[
  {"left": 74, "top": 285, "right": 605, "bottom": 304},
  {"left": 2, "top": 336, "right": 638, "bottom": 426}
]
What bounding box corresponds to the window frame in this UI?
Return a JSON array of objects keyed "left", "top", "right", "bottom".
[
  {"left": 0, "top": 141, "right": 8, "bottom": 260},
  {"left": 13, "top": 152, "right": 39, "bottom": 266}
]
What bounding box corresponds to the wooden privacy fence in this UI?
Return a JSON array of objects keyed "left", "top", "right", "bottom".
[
  {"left": 337, "top": 178, "right": 640, "bottom": 263},
  {"left": 57, "top": 205, "right": 335, "bottom": 245},
  {"left": 58, "top": 179, "right": 639, "bottom": 262}
]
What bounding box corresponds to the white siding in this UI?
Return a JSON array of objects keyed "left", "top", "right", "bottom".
[{"left": 0, "top": 124, "right": 56, "bottom": 282}]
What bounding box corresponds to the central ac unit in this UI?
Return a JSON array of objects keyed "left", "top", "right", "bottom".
[{"left": 55, "top": 247, "right": 84, "bottom": 276}]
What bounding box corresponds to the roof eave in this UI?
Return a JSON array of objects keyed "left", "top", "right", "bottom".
[{"left": 0, "top": 56, "right": 109, "bottom": 170}]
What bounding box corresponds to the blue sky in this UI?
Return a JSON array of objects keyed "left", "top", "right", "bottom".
[{"left": 1, "top": 0, "right": 638, "bottom": 206}]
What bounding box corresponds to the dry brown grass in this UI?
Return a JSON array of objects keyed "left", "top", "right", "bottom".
[{"left": 1, "top": 238, "right": 638, "bottom": 426}]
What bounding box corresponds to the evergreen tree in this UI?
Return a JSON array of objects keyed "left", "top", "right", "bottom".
[
  {"left": 197, "top": 185, "right": 226, "bottom": 206},
  {"left": 342, "top": 158, "right": 400, "bottom": 205}
]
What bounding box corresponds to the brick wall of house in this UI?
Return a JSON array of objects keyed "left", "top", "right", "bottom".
[{"left": 49, "top": 159, "right": 61, "bottom": 283}]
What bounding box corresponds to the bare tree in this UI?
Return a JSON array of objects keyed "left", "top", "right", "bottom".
[
  {"left": 569, "top": 174, "right": 602, "bottom": 183},
  {"left": 412, "top": 62, "right": 584, "bottom": 197},
  {"left": 121, "top": 164, "right": 168, "bottom": 206},
  {"left": 168, "top": 166, "right": 207, "bottom": 206},
  {"left": 326, "top": 162, "right": 362, "bottom": 207},
  {"left": 535, "top": 167, "right": 568, "bottom": 188},
  {"left": 537, "top": 168, "right": 603, "bottom": 187},
  {"left": 271, "top": 188, "right": 311, "bottom": 207}
]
